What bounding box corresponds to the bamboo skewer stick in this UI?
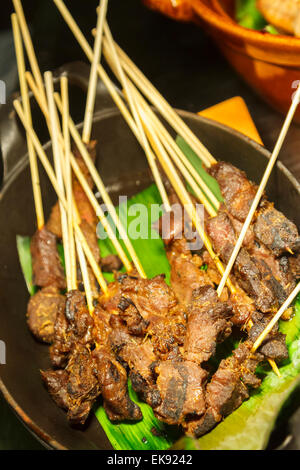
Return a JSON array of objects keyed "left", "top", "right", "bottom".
[
  {"left": 132, "top": 87, "right": 218, "bottom": 218},
  {"left": 252, "top": 282, "right": 300, "bottom": 353},
  {"left": 82, "top": 0, "right": 108, "bottom": 144},
  {"left": 13, "top": 98, "right": 109, "bottom": 296},
  {"left": 61, "top": 77, "right": 77, "bottom": 290},
  {"left": 53, "top": 93, "right": 146, "bottom": 278},
  {"left": 103, "top": 22, "right": 171, "bottom": 211},
  {"left": 13, "top": 0, "right": 46, "bottom": 103},
  {"left": 11, "top": 14, "right": 44, "bottom": 230},
  {"left": 108, "top": 40, "right": 217, "bottom": 168},
  {"left": 45, "top": 72, "right": 73, "bottom": 292},
  {"left": 75, "top": 235, "right": 94, "bottom": 314},
  {"left": 217, "top": 83, "right": 300, "bottom": 297},
  {"left": 25, "top": 71, "right": 133, "bottom": 273}
]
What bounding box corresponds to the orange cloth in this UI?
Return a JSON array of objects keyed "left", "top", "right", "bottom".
[{"left": 199, "top": 96, "right": 263, "bottom": 145}]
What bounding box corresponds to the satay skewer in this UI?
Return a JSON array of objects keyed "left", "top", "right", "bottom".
[
  {"left": 82, "top": 0, "right": 108, "bottom": 144},
  {"left": 217, "top": 83, "right": 300, "bottom": 297},
  {"left": 25, "top": 71, "right": 134, "bottom": 275},
  {"left": 13, "top": 98, "right": 109, "bottom": 297},
  {"left": 11, "top": 14, "right": 44, "bottom": 230}
]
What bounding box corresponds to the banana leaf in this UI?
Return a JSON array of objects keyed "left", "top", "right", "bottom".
[{"left": 16, "top": 146, "right": 300, "bottom": 450}]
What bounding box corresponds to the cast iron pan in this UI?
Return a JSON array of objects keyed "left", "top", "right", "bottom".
[{"left": 0, "top": 62, "right": 300, "bottom": 450}]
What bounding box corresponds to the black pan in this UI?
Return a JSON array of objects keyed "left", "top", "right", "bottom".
[{"left": 1, "top": 62, "right": 300, "bottom": 450}]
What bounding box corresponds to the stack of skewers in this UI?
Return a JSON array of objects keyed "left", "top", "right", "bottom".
[{"left": 11, "top": 0, "right": 300, "bottom": 441}]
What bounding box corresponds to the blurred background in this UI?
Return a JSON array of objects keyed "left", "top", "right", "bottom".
[{"left": 0, "top": 0, "right": 300, "bottom": 449}]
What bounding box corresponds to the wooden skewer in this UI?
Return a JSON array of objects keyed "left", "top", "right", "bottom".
[
  {"left": 26, "top": 71, "right": 133, "bottom": 273},
  {"left": 82, "top": 0, "right": 108, "bottom": 144},
  {"left": 75, "top": 235, "right": 94, "bottom": 314},
  {"left": 11, "top": 13, "right": 44, "bottom": 230},
  {"left": 106, "top": 39, "right": 217, "bottom": 168},
  {"left": 61, "top": 76, "right": 77, "bottom": 290},
  {"left": 252, "top": 281, "right": 300, "bottom": 354},
  {"left": 53, "top": 93, "right": 146, "bottom": 279},
  {"left": 138, "top": 105, "right": 236, "bottom": 293},
  {"left": 13, "top": 98, "right": 109, "bottom": 296},
  {"left": 217, "top": 83, "right": 300, "bottom": 297},
  {"left": 13, "top": 0, "right": 46, "bottom": 103},
  {"left": 103, "top": 22, "right": 171, "bottom": 211},
  {"left": 45, "top": 71, "right": 73, "bottom": 292},
  {"left": 72, "top": 202, "right": 94, "bottom": 313}
]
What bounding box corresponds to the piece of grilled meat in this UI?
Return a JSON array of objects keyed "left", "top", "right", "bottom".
[
  {"left": 27, "top": 285, "right": 65, "bottom": 343},
  {"left": 30, "top": 226, "right": 66, "bottom": 289},
  {"left": 153, "top": 359, "right": 207, "bottom": 426},
  {"left": 184, "top": 341, "right": 263, "bottom": 437},
  {"left": 184, "top": 286, "right": 233, "bottom": 365},
  {"left": 49, "top": 289, "right": 94, "bottom": 368},
  {"left": 209, "top": 161, "right": 300, "bottom": 257}
]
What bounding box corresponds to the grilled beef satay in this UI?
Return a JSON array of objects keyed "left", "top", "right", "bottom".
[
  {"left": 30, "top": 226, "right": 66, "bottom": 289},
  {"left": 92, "top": 307, "right": 142, "bottom": 422},
  {"left": 114, "top": 273, "right": 186, "bottom": 361},
  {"left": 184, "top": 340, "right": 263, "bottom": 437},
  {"left": 153, "top": 359, "right": 207, "bottom": 426},
  {"left": 206, "top": 209, "right": 278, "bottom": 313},
  {"left": 41, "top": 344, "right": 101, "bottom": 426},
  {"left": 209, "top": 161, "right": 300, "bottom": 256},
  {"left": 43, "top": 289, "right": 141, "bottom": 425},
  {"left": 27, "top": 285, "right": 65, "bottom": 343}
]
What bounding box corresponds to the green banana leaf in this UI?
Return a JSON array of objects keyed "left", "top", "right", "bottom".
[
  {"left": 235, "top": 0, "right": 278, "bottom": 34},
  {"left": 16, "top": 143, "right": 300, "bottom": 450}
]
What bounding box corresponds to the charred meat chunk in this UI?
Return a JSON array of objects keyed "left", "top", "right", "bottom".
[
  {"left": 208, "top": 162, "right": 257, "bottom": 222},
  {"left": 101, "top": 254, "right": 123, "bottom": 273},
  {"left": 153, "top": 360, "right": 207, "bottom": 426},
  {"left": 93, "top": 346, "right": 142, "bottom": 422},
  {"left": 254, "top": 203, "right": 300, "bottom": 257},
  {"left": 117, "top": 274, "right": 186, "bottom": 359},
  {"left": 110, "top": 316, "right": 160, "bottom": 408},
  {"left": 185, "top": 341, "right": 263, "bottom": 437},
  {"left": 42, "top": 345, "right": 101, "bottom": 426},
  {"left": 184, "top": 286, "right": 232, "bottom": 364},
  {"left": 50, "top": 290, "right": 94, "bottom": 368},
  {"left": 27, "top": 285, "right": 65, "bottom": 343},
  {"left": 30, "top": 226, "right": 66, "bottom": 289},
  {"left": 206, "top": 211, "right": 276, "bottom": 312},
  {"left": 166, "top": 238, "right": 213, "bottom": 307},
  {"left": 249, "top": 312, "right": 288, "bottom": 362}
]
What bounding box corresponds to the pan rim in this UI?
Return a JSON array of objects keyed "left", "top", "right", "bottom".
[{"left": 1, "top": 107, "right": 299, "bottom": 450}]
